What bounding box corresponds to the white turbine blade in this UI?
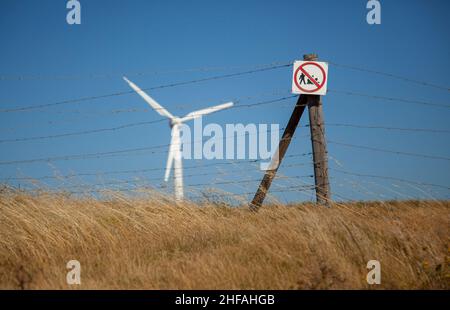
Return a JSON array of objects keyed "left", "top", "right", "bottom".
[
  {"left": 180, "top": 102, "right": 233, "bottom": 122},
  {"left": 164, "top": 151, "right": 174, "bottom": 182},
  {"left": 123, "top": 76, "right": 174, "bottom": 119},
  {"left": 164, "top": 130, "right": 177, "bottom": 182}
]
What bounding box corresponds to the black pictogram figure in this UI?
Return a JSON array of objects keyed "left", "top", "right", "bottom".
[
  {"left": 299, "top": 72, "right": 306, "bottom": 85},
  {"left": 300, "top": 72, "right": 306, "bottom": 85}
]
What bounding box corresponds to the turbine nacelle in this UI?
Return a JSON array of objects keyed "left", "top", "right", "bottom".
[{"left": 169, "top": 117, "right": 182, "bottom": 128}]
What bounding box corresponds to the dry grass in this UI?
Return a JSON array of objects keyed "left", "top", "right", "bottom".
[{"left": 0, "top": 188, "right": 448, "bottom": 289}]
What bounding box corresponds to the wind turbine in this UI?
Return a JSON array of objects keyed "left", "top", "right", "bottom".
[{"left": 123, "top": 77, "right": 233, "bottom": 200}]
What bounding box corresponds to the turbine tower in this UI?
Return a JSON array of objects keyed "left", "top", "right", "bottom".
[{"left": 123, "top": 77, "right": 233, "bottom": 200}]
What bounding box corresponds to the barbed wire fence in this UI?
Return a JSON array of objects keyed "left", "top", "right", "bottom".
[{"left": 0, "top": 60, "right": 449, "bottom": 204}]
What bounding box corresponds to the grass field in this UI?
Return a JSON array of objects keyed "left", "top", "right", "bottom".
[{"left": 0, "top": 188, "right": 448, "bottom": 289}]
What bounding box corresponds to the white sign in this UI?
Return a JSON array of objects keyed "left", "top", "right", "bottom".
[{"left": 292, "top": 60, "right": 328, "bottom": 95}]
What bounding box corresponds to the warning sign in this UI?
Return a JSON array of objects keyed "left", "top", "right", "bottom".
[{"left": 292, "top": 61, "right": 328, "bottom": 95}]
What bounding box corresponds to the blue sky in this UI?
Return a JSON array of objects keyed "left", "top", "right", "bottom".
[{"left": 0, "top": 0, "right": 449, "bottom": 202}]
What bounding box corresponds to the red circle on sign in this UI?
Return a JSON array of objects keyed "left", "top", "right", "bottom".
[{"left": 294, "top": 62, "right": 326, "bottom": 93}]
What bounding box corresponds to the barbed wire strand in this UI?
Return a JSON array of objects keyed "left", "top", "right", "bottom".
[
  {"left": 328, "top": 89, "right": 450, "bottom": 109},
  {"left": 0, "top": 95, "right": 298, "bottom": 144},
  {"left": 0, "top": 63, "right": 292, "bottom": 113},
  {"left": 327, "top": 139, "right": 450, "bottom": 162},
  {"left": 328, "top": 61, "right": 450, "bottom": 92},
  {"left": 2, "top": 158, "right": 313, "bottom": 182},
  {"left": 0, "top": 61, "right": 293, "bottom": 81},
  {"left": 0, "top": 124, "right": 312, "bottom": 166},
  {"left": 330, "top": 168, "right": 450, "bottom": 190}
]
